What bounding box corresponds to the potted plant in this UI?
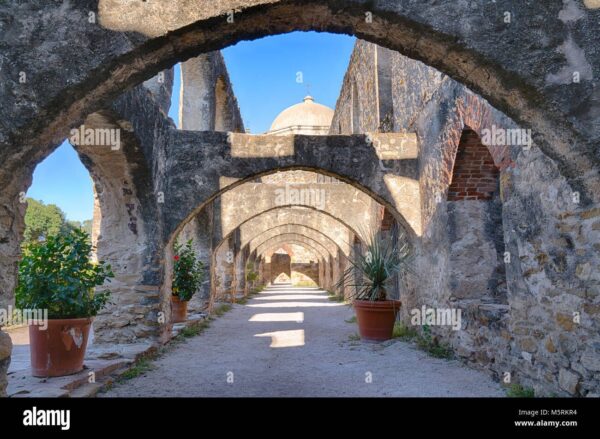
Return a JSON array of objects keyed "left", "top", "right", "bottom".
[
  {"left": 337, "top": 230, "right": 411, "bottom": 341},
  {"left": 15, "top": 228, "right": 113, "bottom": 377},
  {"left": 171, "top": 239, "right": 204, "bottom": 323}
]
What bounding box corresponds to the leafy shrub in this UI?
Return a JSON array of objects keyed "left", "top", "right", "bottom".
[
  {"left": 16, "top": 228, "right": 113, "bottom": 319},
  {"left": 172, "top": 239, "right": 204, "bottom": 301},
  {"left": 336, "top": 229, "right": 412, "bottom": 301}
]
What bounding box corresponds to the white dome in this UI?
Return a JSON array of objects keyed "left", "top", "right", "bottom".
[{"left": 268, "top": 96, "right": 334, "bottom": 135}]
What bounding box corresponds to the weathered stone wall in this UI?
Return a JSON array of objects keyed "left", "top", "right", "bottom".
[
  {"left": 330, "top": 40, "right": 395, "bottom": 134},
  {"left": 179, "top": 52, "right": 244, "bottom": 132},
  {"left": 336, "top": 40, "right": 600, "bottom": 396},
  {"left": 291, "top": 263, "right": 319, "bottom": 286},
  {"left": 270, "top": 253, "right": 291, "bottom": 283},
  {"left": 1, "top": 0, "right": 599, "bottom": 398}
]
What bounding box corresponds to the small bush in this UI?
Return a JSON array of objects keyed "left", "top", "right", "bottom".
[
  {"left": 172, "top": 239, "right": 204, "bottom": 301},
  {"left": 119, "top": 359, "right": 153, "bottom": 381},
  {"left": 16, "top": 228, "right": 113, "bottom": 319},
  {"left": 506, "top": 384, "right": 535, "bottom": 398},
  {"left": 392, "top": 322, "right": 417, "bottom": 340},
  {"left": 213, "top": 303, "right": 232, "bottom": 317}
]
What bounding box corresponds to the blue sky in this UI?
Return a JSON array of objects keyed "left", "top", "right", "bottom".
[{"left": 27, "top": 31, "right": 356, "bottom": 222}]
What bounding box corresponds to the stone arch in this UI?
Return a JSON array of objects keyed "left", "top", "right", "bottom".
[
  {"left": 4, "top": 1, "right": 594, "bottom": 208},
  {"left": 239, "top": 212, "right": 352, "bottom": 255},
  {"left": 219, "top": 183, "right": 380, "bottom": 243},
  {"left": 165, "top": 132, "right": 421, "bottom": 244},
  {"left": 267, "top": 252, "right": 292, "bottom": 283},
  {"left": 210, "top": 222, "right": 342, "bottom": 299},
  {"left": 260, "top": 242, "right": 321, "bottom": 286},
  {"left": 248, "top": 224, "right": 341, "bottom": 257},
  {"left": 73, "top": 111, "right": 164, "bottom": 343},
  {"left": 257, "top": 234, "right": 332, "bottom": 262},
  {"left": 0, "top": 82, "right": 166, "bottom": 343},
  {"left": 2, "top": 0, "right": 600, "bottom": 397}
]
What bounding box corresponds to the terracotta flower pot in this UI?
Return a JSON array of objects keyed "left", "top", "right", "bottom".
[
  {"left": 171, "top": 295, "right": 188, "bottom": 323},
  {"left": 354, "top": 300, "right": 401, "bottom": 342},
  {"left": 29, "top": 318, "right": 93, "bottom": 377}
]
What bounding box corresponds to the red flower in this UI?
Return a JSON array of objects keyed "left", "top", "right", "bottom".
[{"left": 174, "top": 255, "right": 180, "bottom": 261}]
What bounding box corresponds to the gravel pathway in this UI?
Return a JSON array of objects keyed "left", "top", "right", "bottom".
[{"left": 102, "top": 284, "right": 505, "bottom": 397}]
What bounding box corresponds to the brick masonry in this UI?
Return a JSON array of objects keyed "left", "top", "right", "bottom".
[{"left": 447, "top": 129, "right": 500, "bottom": 201}]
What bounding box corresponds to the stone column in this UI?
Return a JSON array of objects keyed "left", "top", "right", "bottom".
[
  {"left": 212, "top": 236, "right": 235, "bottom": 302},
  {"left": 0, "top": 184, "right": 26, "bottom": 395},
  {"left": 331, "top": 252, "right": 341, "bottom": 294},
  {"left": 179, "top": 54, "right": 215, "bottom": 131},
  {"left": 0, "top": 330, "right": 11, "bottom": 397},
  {"left": 318, "top": 259, "right": 325, "bottom": 289},
  {"left": 176, "top": 206, "right": 214, "bottom": 313}
]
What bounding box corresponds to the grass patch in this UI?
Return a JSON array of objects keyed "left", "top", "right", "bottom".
[
  {"left": 392, "top": 322, "right": 418, "bottom": 340},
  {"left": 178, "top": 318, "right": 212, "bottom": 339},
  {"left": 294, "top": 280, "right": 317, "bottom": 287},
  {"left": 213, "top": 303, "right": 232, "bottom": 317},
  {"left": 345, "top": 316, "right": 357, "bottom": 324},
  {"left": 392, "top": 323, "right": 453, "bottom": 359},
  {"left": 417, "top": 338, "right": 453, "bottom": 359},
  {"left": 348, "top": 333, "right": 361, "bottom": 341},
  {"left": 506, "top": 384, "right": 535, "bottom": 398},
  {"left": 118, "top": 358, "right": 154, "bottom": 381},
  {"left": 328, "top": 294, "right": 345, "bottom": 303},
  {"left": 236, "top": 296, "right": 248, "bottom": 305}
]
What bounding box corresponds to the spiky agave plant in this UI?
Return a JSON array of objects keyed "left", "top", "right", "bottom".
[{"left": 337, "top": 229, "right": 412, "bottom": 301}]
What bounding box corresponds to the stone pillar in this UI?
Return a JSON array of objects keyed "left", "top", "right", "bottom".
[
  {"left": 263, "top": 257, "right": 270, "bottom": 286},
  {"left": 325, "top": 258, "right": 330, "bottom": 290},
  {"left": 338, "top": 254, "right": 348, "bottom": 298},
  {"left": 212, "top": 235, "right": 235, "bottom": 302},
  {"left": 247, "top": 250, "right": 261, "bottom": 292},
  {"left": 0, "top": 330, "right": 11, "bottom": 397},
  {"left": 331, "top": 252, "right": 341, "bottom": 294},
  {"left": 179, "top": 54, "right": 215, "bottom": 131},
  {"left": 143, "top": 68, "right": 174, "bottom": 116},
  {"left": 234, "top": 245, "right": 249, "bottom": 295},
  {"left": 175, "top": 206, "right": 214, "bottom": 313},
  {"left": 76, "top": 130, "right": 164, "bottom": 344},
  {"left": 318, "top": 259, "right": 325, "bottom": 289},
  {"left": 0, "top": 191, "right": 23, "bottom": 395}
]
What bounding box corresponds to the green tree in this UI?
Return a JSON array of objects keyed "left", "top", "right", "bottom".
[
  {"left": 23, "top": 198, "right": 66, "bottom": 245},
  {"left": 65, "top": 219, "right": 94, "bottom": 236}
]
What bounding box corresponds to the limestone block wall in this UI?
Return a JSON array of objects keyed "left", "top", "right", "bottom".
[
  {"left": 291, "top": 263, "right": 319, "bottom": 286},
  {"left": 337, "top": 40, "right": 600, "bottom": 396},
  {"left": 270, "top": 253, "right": 292, "bottom": 283},
  {"left": 330, "top": 40, "right": 394, "bottom": 134}
]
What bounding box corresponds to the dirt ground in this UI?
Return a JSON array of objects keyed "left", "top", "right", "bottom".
[{"left": 102, "top": 285, "right": 505, "bottom": 397}]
